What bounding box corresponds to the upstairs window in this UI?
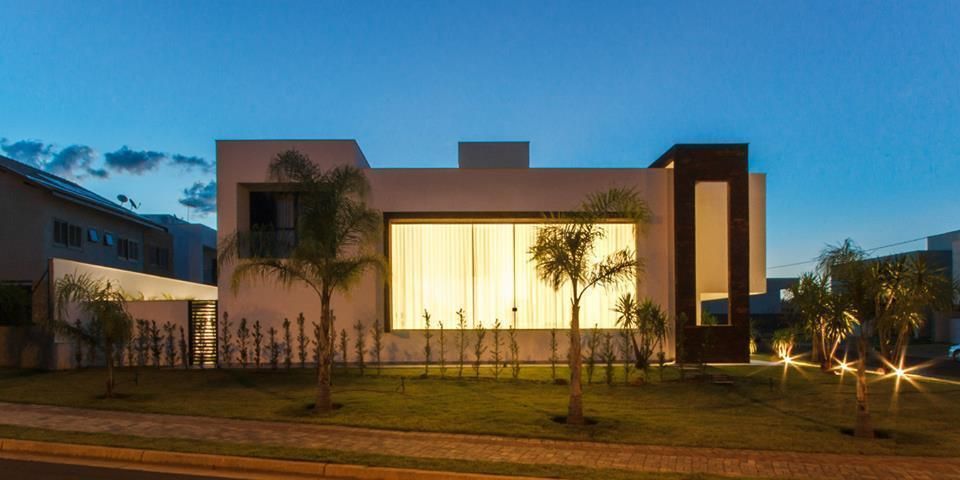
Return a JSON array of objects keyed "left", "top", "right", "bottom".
[
  {"left": 117, "top": 238, "right": 139, "bottom": 261},
  {"left": 87, "top": 229, "right": 99, "bottom": 243},
  {"left": 147, "top": 245, "right": 170, "bottom": 269},
  {"left": 53, "top": 220, "right": 68, "bottom": 246},
  {"left": 247, "top": 191, "right": 298, "bottom": 257},
  {"left": 53, "top": 220, "right": 82, "bottom": 248}
]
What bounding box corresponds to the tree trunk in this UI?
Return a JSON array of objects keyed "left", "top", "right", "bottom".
[
  {"left": 810, "top": 328, "right": 821, "bottom": 363},
  {"left": 567, "top": 299, "right": 585, "bottom": 425},
  {"left": 105, "top": 342, "right": 115, "bottom": 399},
  {"left": 315, "top": 290, "right": 334, "bottom": 413},
  {"left": 854, "top": 333, "right": 873, "bottom": 438}
]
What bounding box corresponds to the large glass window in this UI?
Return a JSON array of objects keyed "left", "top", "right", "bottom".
[{"left": 390, "top": 222, "right": 637, "bottom": 330}]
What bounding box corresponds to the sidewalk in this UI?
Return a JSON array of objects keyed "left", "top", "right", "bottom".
[{"left": 1, "top": 402, "right": 958, "bottom": 479}]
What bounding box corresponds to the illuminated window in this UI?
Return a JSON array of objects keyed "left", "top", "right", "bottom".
[{"left": 390, "top": 222, "right": 637, "bottom": 330}]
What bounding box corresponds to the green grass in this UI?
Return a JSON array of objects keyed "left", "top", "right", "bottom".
[
  {"left": 0, "top": 425, "right": 728, "bottom": 480},
  {"left": 0, "top": 362, "right": 958, "bottom": 458}
]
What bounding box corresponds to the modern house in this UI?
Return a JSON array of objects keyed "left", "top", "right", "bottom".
[
  {"left": 142, "top": 214, "right": 218, "bottom": 285},
  {"left": 218, "top": 140, "right": 767, "bottom": 363}
]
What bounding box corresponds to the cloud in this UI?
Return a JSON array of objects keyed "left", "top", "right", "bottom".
[
  {"left": 178, "top": 180, "right": 216, "bottom": 216},
  {"left": 2, "top": 135, "right": 210, "bottom": 183},
  {"left": 47, "top": 144, "right": 107, "bottom": 180},
  {"left": 1, "top": 139, "right": 54, "bottom": 167},
  {"left": 104, "top": 146, "right": 166, "bottom": 174},
  {"left": 171, "top": 153, "right": 213, "bottom": 173}
]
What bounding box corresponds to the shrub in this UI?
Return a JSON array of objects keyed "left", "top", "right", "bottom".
[
  {"left": 601, "top": 331, "right": 616, "bottom": 385},
  {"left": 219, "top": 312, "right": 234, "bottom": 367},
  {"left": 490, "top": 319, "right": 503, "bottom": 380},
  {"left": 371, "top": 320, "right": 383, "bottom": 375},
  {"left": 282, "top": 318, "right": 293, "bottom": 369},
  {"left": 267, "top": 327, "right": 280, "bottom": 369},
  {"left": 422, "top": 310, "right": 432, "bottom": 376},
  {"left": 296, "top": 313, "right": 308, "bottom": 368},
  {"left": 508, "top": 323, "right": 520, "bottom": 380},
  {"left": 618, "top": 327, "right": 633, "bottom": 384},
  {"left": 149, "top": 320, "right": 162, "bottom": 367},
  {"left": 163, "top": 322, "right": 176, "bottom": 368},
  {"left": 135, "top": 319, "right": 149, "bottom": 367},
  {"left": 178, "top": 326, "right": 189, "bottom": 369},
  {"left": 772, "top": 328, "right": 796, "bottom": 360},
  {"left": 456, "top": 308, "right": 467, "bottom": 378},
  {"left": 473, "top": 322, "right": 487, "bottom": 379},
  {"left": 438, "top": 320, "right": 447, "bottom": 378},
  {"left": 237, "top": 318, "right": 250, "bottom": 368},
  {"left": 252, "top": 320, "right": 263, "bottom": 368},
  {"left": 354, "top": 320, "right": 366, "bottom": 376}
]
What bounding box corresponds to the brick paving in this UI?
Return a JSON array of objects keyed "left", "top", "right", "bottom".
[{"left": 1, "top": 402, "right": 958, "bottom": 479}]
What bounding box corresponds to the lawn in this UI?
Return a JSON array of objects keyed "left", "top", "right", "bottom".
[{"left": 0, "top": 362, "right": 957, "bottom": 458}]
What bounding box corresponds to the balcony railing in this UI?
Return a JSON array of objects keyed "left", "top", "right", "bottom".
[{"left": 240, "top": 229, "right": 297, "bottom": 259}]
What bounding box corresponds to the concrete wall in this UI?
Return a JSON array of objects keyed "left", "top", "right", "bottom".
[{"left": 48, "top": 258, "right": 216, "bottom": 369}]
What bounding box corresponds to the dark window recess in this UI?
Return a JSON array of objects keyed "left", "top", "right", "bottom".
[
  {"left": 247, "top": 191, "right": 298, "bottom": 257},
  {"left": 103, "top": 232, "right": 115, "bottom": 247},
  {"left": 147, "top": 245, "right": 170, "bottom": 269},
  {"left": 68, "top": 225, "right": 82, "bottom": 247},
  {"left": 117, "top": 238, "right": 139, "bottom": 261},
  {"left": 53, "top": 220, "right": 68, "bottom": 246},
  {"left": 87, "top": 229, "right": 99, "bottom": 243},
  {"left": 54, "top": 220, "right": 82, "bottom": 248}
]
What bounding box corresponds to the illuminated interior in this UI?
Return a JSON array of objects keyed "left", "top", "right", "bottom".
[{"left": 390, "top": 222, "right": 637, "bottom": 330}]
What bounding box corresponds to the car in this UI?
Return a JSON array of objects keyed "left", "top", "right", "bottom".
[{"left": 950, "top": 344, "right": 960, "bottom": 361}]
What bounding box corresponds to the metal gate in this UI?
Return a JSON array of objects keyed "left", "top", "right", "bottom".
[{"left": 188, "top": 300, "right": 218, "bottom": 367}]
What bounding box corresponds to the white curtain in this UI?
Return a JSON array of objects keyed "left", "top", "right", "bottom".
[
  {"left": 391, "top": 222, "right": 636, "bottom": 330},
  {"left": 391, "top": 224, "right": 473, "bottom": 330}
]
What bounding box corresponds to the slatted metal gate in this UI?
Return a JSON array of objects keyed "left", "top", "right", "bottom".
[{"left": 188, "top": 300, "right": 218, "bottom": 367}]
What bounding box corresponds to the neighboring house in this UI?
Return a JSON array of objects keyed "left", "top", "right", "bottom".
[
  {"left": 218, "top": 140, "right": 768, "bottom": 363},
  {"left": 143, "top": 214, "right": 217, "bottom": 285},
  {"left": 0, "top": 154, "right": 174, "bottom": 291},
  {"left": 703, "top": 277, "right": 798, "bottom": 336}
]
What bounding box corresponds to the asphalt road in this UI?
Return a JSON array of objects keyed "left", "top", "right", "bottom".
[{"left": 0, "top": 458, "right": 225, "bottom": 480}]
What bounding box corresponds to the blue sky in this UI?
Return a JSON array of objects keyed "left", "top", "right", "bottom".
[{"left": 1, "top": 1, "right": 958, "bottom": 276}]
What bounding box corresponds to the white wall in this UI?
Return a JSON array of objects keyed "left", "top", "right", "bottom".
[{"left": 217, "top": 140, "right": 675, "bottom": 362}]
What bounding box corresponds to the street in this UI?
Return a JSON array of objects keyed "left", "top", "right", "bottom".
[{"left": 0, "top": 458, "right": 224, "bottom": 480}]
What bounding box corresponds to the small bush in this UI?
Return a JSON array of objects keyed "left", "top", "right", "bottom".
[
  {"left": 252, "top": 320, "right": 263, "bottom": 368},
  {"left": 371, "top": 320, "right": 383, "bottom": 375},
  {"left": 219, "top": 312, "right": 234, "bottom": 367},
  {"left": 422, "top": 310, "right": 432, "bottom": 376},
  {"left": 267, "top": 327, "right": 280, "bottom": 369},
  {"left": 237, "top": 318, "right": 250, "bottom": 368},
  {"left": 282, "top": 318, "right": 293, "bottom": 369},
  {"left": 490, "top": 319, "right": 503, "bottom": 380},
  {"left": 354, "top": 320, "right": 366, "bottom": 376},
  {"left": 296, "top": 313, "right": 308, "bottom": 368},
  {"left": 508, "top": 323, "right": 520, "bottom": 380},
  {"left": 473, "top": 322, "right": 487, "bottom": 379},
  {"left": 456, "top": 308, "right": 467, "bottom": 378}
]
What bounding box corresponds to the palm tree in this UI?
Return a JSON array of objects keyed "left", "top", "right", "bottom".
[
  {"left": 50, "top": 273, "right": 133, "bottom": 398},
  {"left": 219, "top": 150, "right": 385, "bottom": 413},
  {"left": 818, "top": 239, "right": 877, "bottom": 438},
  {"left": 529, "top": 188, "right": 651, "bottom": 424},
  {"left": 876, "top": 255, "right": 955, "bottom": 369}
]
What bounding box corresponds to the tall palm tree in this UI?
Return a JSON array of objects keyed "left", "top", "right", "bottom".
[
  {"left": 51, "top": 273, "right": 133, "bottom": 398},
  {"left": 219, "top": 150, "right": 385, "bottom": 413},
  {"left": 529, "top": 188, "right": 651, "bottom": 424},
  {"left": 818, "top": 239, "right": 877, "bottom": 438}
]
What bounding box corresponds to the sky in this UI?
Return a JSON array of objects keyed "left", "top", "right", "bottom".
[{"left": 1, "top": 0, "right": 958, "bottom": 276}]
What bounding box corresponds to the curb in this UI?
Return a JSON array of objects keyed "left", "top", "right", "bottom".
[{"left": 0, "top": 438, "right": 546, "bottom": 480}]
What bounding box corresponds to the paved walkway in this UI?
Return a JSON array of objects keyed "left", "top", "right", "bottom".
[{"left": 1, "top": 402, "right": 958, "bottom": 480}]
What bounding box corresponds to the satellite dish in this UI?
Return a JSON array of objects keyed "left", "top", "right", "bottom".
[
  {"left": 117, "top": 194, "right": 128, "bottom": 203},
  {"left": 130, "top": 200, "right": 140, "bottom": 210}
]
